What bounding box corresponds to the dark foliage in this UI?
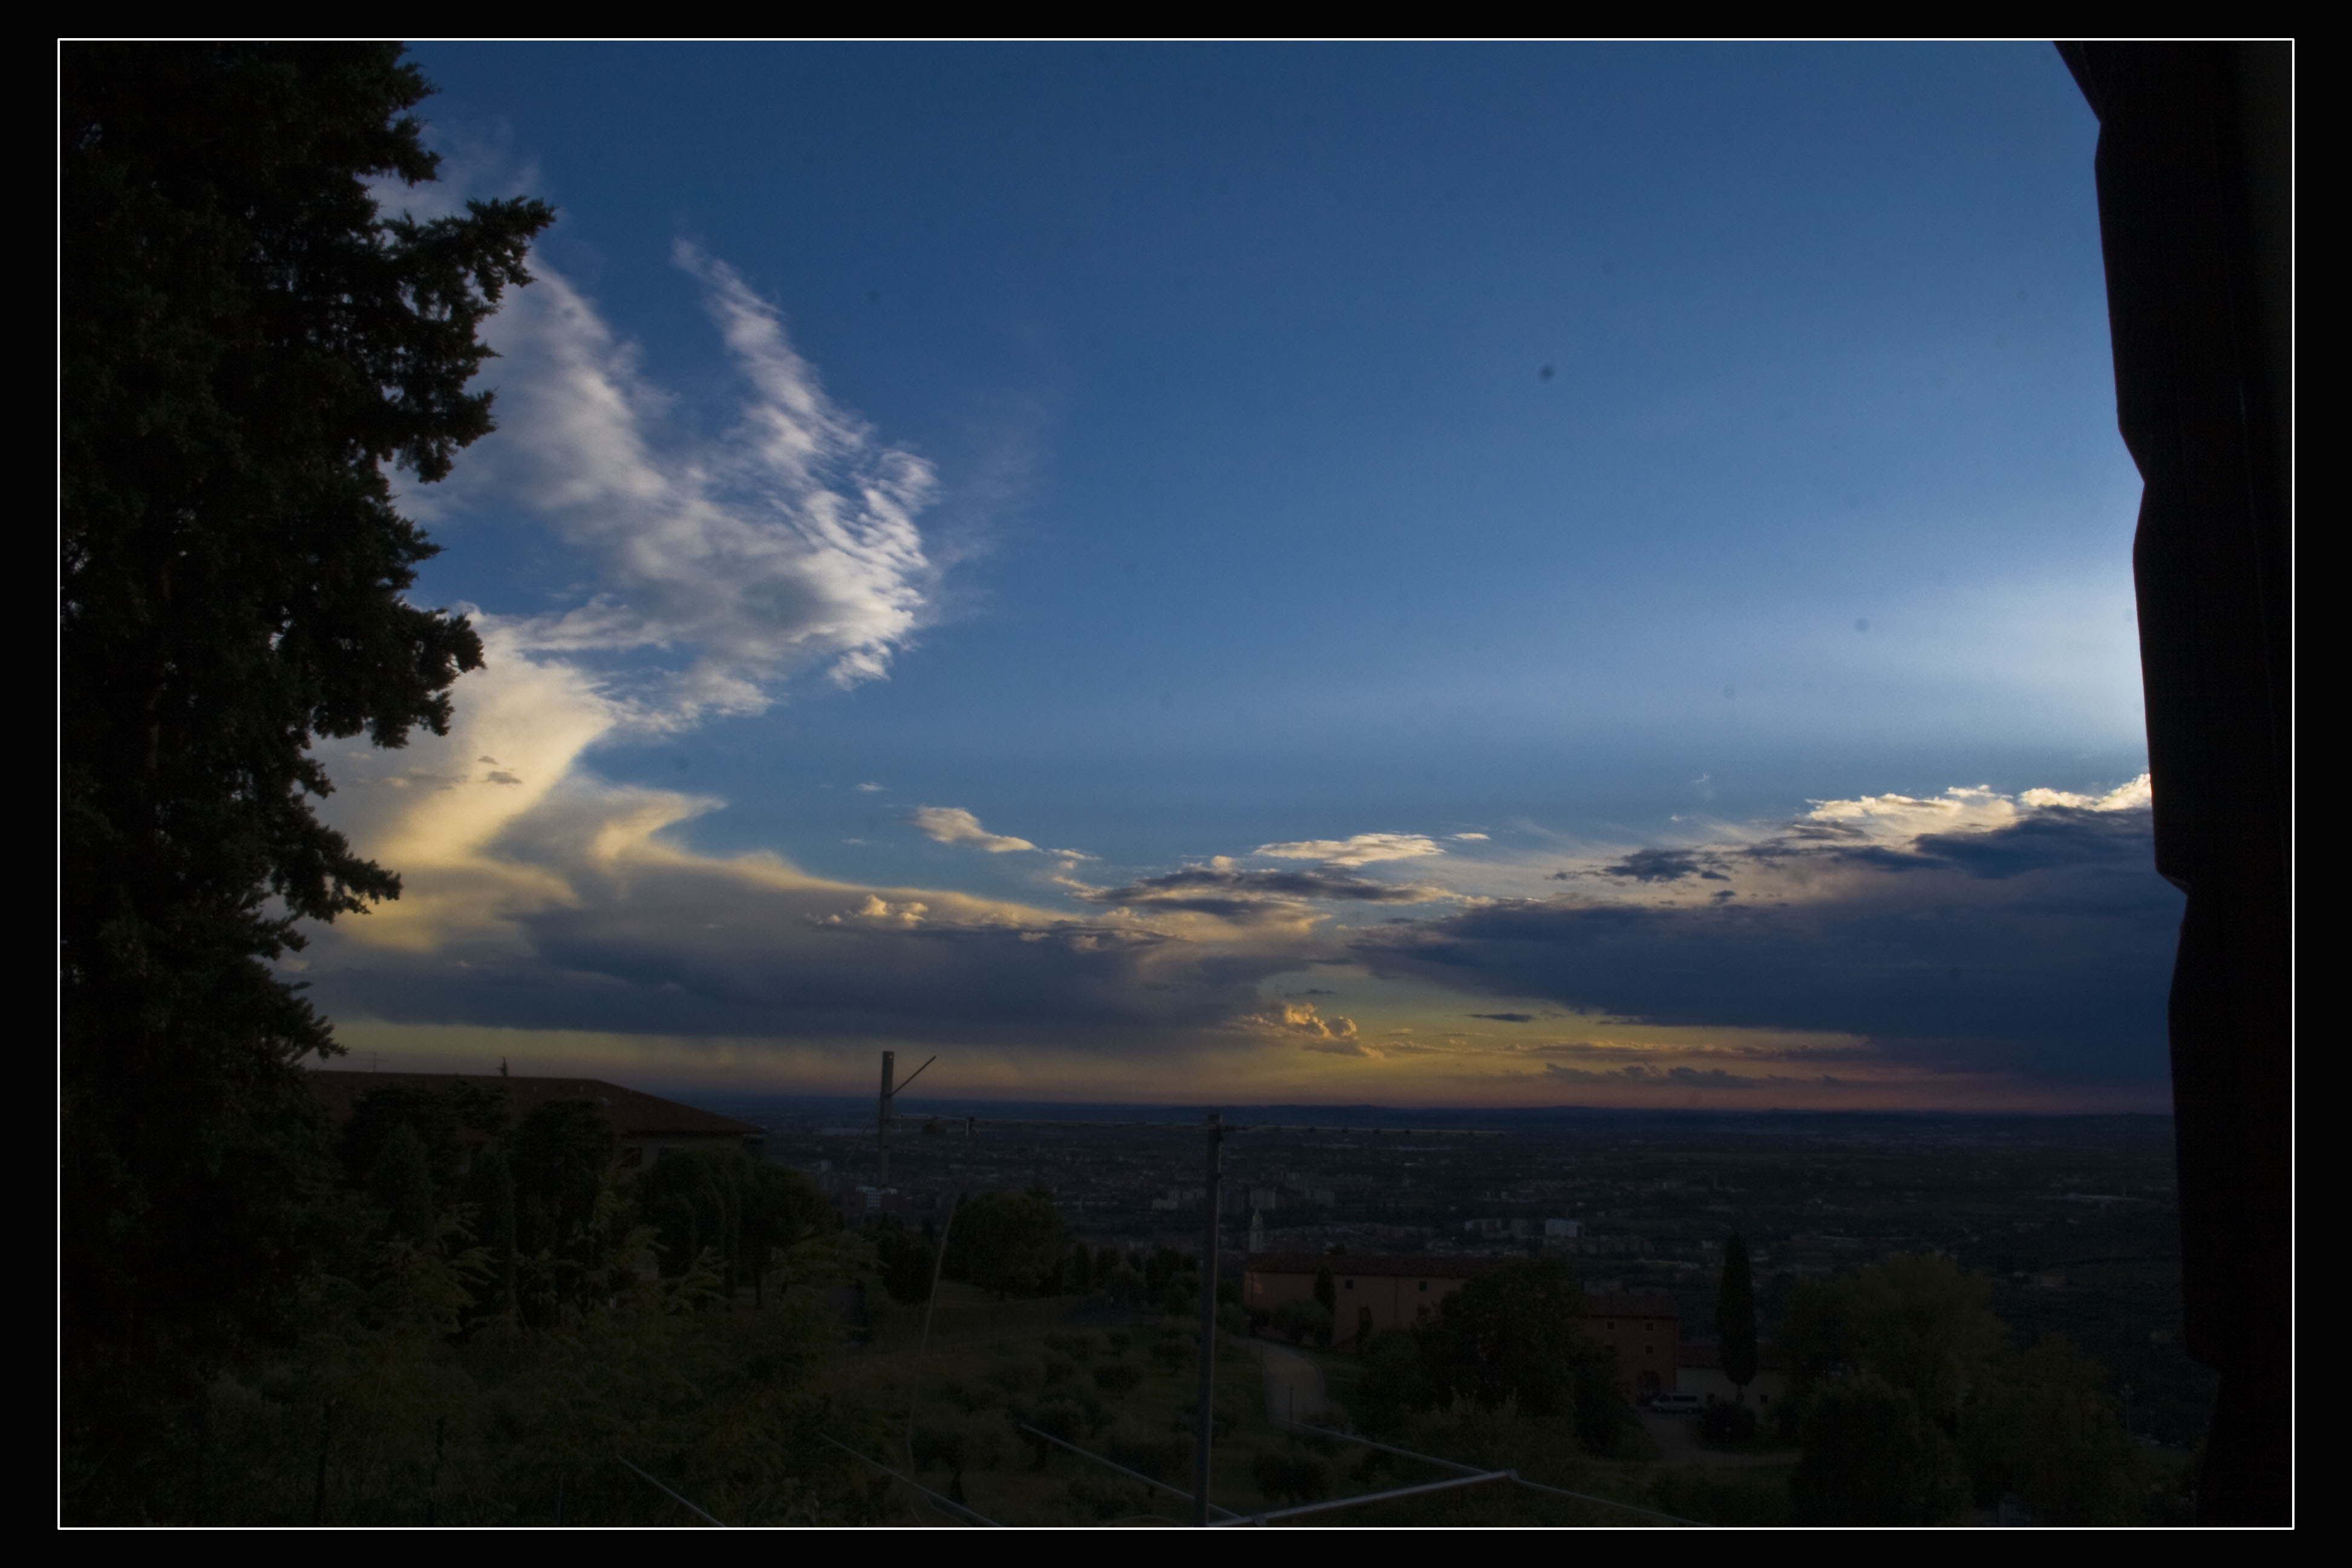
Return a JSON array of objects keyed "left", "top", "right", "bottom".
[
  {"left": 1103, "top": 1428, "right": 1190, "bottom": 1485},
  {"left": 367, "top": 1123, "right": 438, "bottom": 1246},
  {"left": 1777, "top": 1252, "right": 2003, "bottom": 1438},
  {"left": 1960, "top": 1336, "right": 2152, "bottom": 1524},
  {"left": 1791, "top": 1374, "right": 1970, "bottom": 1525},
  {"left": 1252, "top": 1447, "right": 1334, "bottom": 1506},
  {"left": 638, "top": 1146, "right": 833, "bottom": 1304},
  {"left": 61, "top": 44, "right": 552, "bottom": 1517},
  {"left": 940, "top": 1188, "right": 1068, "bottom": 1298},
  {"left": 1697, "top": 1399, "right": 1759, "bottom": 1446},
  {"left": 1357, "top": 1259, "right": 1632, "bottom": 1456},
  {"left": 1716, "top": 1232, "right": 1758, "bottom": 1393},
  {"left": 867, "top": 1216, "right": 938, "bottom": 1305}
]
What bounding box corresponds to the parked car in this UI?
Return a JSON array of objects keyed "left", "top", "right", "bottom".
[{"left": 1648, "top": 1393, "right": 1703, "bottom": 1414}]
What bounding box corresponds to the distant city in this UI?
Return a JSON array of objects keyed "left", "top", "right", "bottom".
[{"left": 684, "top": 1097, "right": 2210, "bottom": 1449}]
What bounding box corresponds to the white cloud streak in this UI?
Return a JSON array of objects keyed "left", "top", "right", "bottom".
[
  {"left": 907, "top": 806, "right": 1038, "bottom": 854},
  {"left": 1255, "top": 832, "right": 1445, "bottom": 867}
]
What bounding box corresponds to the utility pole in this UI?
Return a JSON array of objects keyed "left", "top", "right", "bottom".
[
  {"left": 875, "top": 1050, "right": 936, "bottom": 1192},
  {"left": 877, "top": 1050, "right": 895, "bottom": 1187},
  {"left": 1192, "top": 1111, "right": 1226, "bottom": 1526}
]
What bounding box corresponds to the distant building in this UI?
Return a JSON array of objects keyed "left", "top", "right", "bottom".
[
  {"left": 1244, "top": 1253, "right": 1494, "bottom": 1339},
  {"left": 1673, "top": 1342, "right": 1789, "bottom": 1411},
  {"left": 1586, "top": 1291, "right": 1679, "bottom": 1402},
  {"left": 306, "top": 1071, "right": 762, "bottom": 1170},
  {"left": 1462, "top": 1215, "right": 1580, "bottom": 1241},
  {"left": 1244, "top": 1254, "right": 1681, "bottom": 1397}
]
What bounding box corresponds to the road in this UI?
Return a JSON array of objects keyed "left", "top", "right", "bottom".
[{"left": 1258, "top": 1341, "right": 1329, "bottom": 1425}]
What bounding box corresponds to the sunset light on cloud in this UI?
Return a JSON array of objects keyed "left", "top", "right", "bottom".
[{"left": 302, "top": 43, "right": 2167, "bottom": 1112}]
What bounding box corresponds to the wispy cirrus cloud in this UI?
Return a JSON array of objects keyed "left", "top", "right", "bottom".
[
  {"left": 319, "top": 237, "right": 953, "bottom": 950},
  {"left": 451, "top": 242, "right": 938, "bottom": 727}
]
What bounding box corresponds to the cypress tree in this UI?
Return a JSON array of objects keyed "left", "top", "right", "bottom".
[{"left": 1718, "top": 1231, "right": 1759, "bottom": 1401}]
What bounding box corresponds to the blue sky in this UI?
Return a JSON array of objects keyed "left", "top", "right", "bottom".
[{"left": 301, "top": 42, "right": 2175, "bottom": 1109}]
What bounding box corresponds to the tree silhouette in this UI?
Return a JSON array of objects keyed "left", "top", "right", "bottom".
[
  {"left": 942, "top": 1189, "right": 1067, "bottom": 1298},
  {"left": 1716, "top": 1232, "right": 1759, "bottom": 1402},
  {"left": 62, "top": 42, "right": 552, "bottom": 1505}
]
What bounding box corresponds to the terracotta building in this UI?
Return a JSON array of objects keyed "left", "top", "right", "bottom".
[
  {"left": 1584, "top": 1290, "right": 1679, "bottom": 1402},
  {"left": 1243, "top": 1252, "right": 1494, "bottom": 1339},
  {"left": 1243, "top": 1255, "right": 1682, "bottom": 1400}
]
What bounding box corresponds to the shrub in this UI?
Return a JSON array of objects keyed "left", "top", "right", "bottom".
[
  {"left": 1792, "top": 1374, "right": 1969, "bottom": 1525},
  {"left": 1250, "top": 1448, "right": 1333, "bottom": 1506},
  {"left": 1648, "top": 1466, "right": 1793, "bottom": 1526},
  {"left": 1697, "top": 1399, "right": 1759, "bottom": 1446},
  {"left": 1064, "top": 1469, "right": 1151, "bottom": 1522},
  {"left": 1103, "top": 1424, "right": 1189, "bottom": 1483},
  {"left": 1960, "top": 1335, "right": 2151, "bottom": 1524},
  {"left": 1272, "top": 1298, "right": 1333, "bottom": 1346}
]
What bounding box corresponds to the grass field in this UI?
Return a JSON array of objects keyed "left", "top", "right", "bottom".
[{"left": 811, "top": 1285, "right": 1728, "bottom": 1526}]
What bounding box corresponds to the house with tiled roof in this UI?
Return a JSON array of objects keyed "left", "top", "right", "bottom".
[
  {"left": 1243, "top": 1253, "right": 1683, "bottom": 1399},
  {"left": 307, "top": 1071, "right": 761, "bottom": 1170},
  {"left": 1244, "top": 1252, "right": 1497, "bottom": 1341},
  {"left": 1583, "top": 1290, "right": 1679, "bottom": 1402}
]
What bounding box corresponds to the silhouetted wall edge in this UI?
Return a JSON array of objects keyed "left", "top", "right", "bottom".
[{"left": 2056, "top": 40, "right": 2293, "bottom": 1527}]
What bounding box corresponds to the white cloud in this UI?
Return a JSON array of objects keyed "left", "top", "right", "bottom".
[
  {"left": 908, "top": 806, "right": 1038, "bottom": 854},
  {"left": 436, "top": 244, "right": 936, "bottom": 734},
  {"left": 1233, "top": 1002, "right": 1373, "bottom": 1053},
  {"left": 1255, "top": 832, "right": 1445, "bottom": 867},
  {"left": 1450, "top": 832, "right": 1490, "bottom": 841},
  {"left": 1800, "top": 772, "right": 2151, "bottom": 846},
  {"left": 317, "top": 238, "right": 953, "bottom": 950},
  {"left": 2020, "top": 774, "right": 2152, "bottom": 812},
  {"left": 855, "top": 782, "right": 886, "bottom": 792}
]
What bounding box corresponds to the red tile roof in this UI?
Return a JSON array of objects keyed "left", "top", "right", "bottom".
[{"left": 305, "top": 1071, "right": 759, "bottom": 1140}]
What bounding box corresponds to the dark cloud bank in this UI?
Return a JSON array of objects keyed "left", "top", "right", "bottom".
[
  {"left": 312, "top": 802, "right": 2181, "bottom": 1096},
  {"left": 315, "top": 870, "right": 1290, "bottom": 1050},
  {"left": 1362, "top": 805, "right": 2183, "bottom": 1086},
  {"left": 1076, "top": 864, "right": 1430, "bottom": 920}
]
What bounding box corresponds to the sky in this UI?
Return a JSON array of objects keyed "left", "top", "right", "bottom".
[{"left": 295, "top": 41, "right": 2177, "bottom": 1111}]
